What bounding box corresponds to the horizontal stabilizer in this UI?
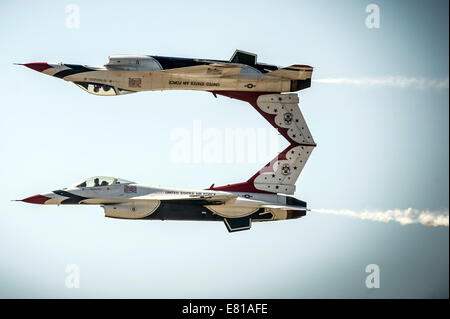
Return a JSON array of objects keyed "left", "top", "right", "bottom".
[
  {"left": 224, "top": 216, "right": 251, "bottom": 232},
  {"left": 230, "top": 50, "right": 257, "bottom": 66}
]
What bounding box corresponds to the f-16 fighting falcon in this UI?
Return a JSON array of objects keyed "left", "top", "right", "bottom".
[
  {"left": 19, "top": 50, "right": 312, "bottom": 96},
  {"left": 18, "top": 93, "right": 316, "bottom": 232}
]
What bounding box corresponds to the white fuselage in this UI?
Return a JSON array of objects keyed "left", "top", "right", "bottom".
[{"left": 41, "top": 183, "right": 296, "bottom": 220}]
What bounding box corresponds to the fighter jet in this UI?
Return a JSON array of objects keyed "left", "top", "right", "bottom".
[
  {"left": 14, "top": 150, "right": 307, "bottom": 232},
  {"left": 18, "top": 93, "right": 316, "bottom": 232},
  {"left": 19, "top": 50, "right": 312, "bottom": 96},
  {"left": 18, "top": 172, "right": 309, "bottom": 233}
]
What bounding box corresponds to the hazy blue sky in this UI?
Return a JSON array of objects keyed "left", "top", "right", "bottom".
[{"left": 0, "top": 0, "right": 448, "bottom": 298}]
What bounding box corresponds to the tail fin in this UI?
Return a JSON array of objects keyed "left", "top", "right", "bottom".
[
  {"left": 211, "top": 93, "right": 316, "bottom": 195},
  {"left": 255, "top": 94, "right": 315, "bottom": 145},
  {"left": 213, "top": 92, "right": 315, "bottom": 145},
  {"left": 248, "top": 143, "right": 315, "bottom": 194},
  {"left": 212, "top": 143, "right": 315, "bottom": 195}
]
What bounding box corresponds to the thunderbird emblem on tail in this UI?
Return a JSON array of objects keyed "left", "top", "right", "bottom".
[{"left": 19, "top": 50, "right": 312, "bottom": 96}]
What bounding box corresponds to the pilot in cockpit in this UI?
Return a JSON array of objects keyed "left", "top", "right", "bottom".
[{"left": 94, "top": 178, "right": 100, "bottom": 187}]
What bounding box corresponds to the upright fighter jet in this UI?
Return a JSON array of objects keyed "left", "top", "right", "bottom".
[
  {"left": 19, "top": 50, "right": 312, "bottom": 96},
  {"left": 18, "top": 93, "right": 316, "bottom": 232}
]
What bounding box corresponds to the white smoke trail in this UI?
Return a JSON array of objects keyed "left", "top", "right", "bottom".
[
  {"left": 313, "top": 208, "right": 449, "bottom": 227},
  {"left": 313, "top": 76, "right": 449, "bottom": 90}
]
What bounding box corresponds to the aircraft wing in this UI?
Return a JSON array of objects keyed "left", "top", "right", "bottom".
[
  {"left": 162, "top": 63, "right": 243, "bottom": 77},
  {"left": 100, "top": 193, "right": 237, "bottom": 220},
  {"left": 129, "top": 193, "right": 237, "bottom": 204}
]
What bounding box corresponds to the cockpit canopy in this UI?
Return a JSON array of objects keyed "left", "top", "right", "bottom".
[{"left": 74, "top": 176, "right": 135, "bottom": 188}]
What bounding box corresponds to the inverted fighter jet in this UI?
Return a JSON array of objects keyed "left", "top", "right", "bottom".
[
  {"left": 19, "top": 50, "right": 312, "bottom": 96},
  {"left": 18, "top": 93, "right": 316, "bottom": 232}
]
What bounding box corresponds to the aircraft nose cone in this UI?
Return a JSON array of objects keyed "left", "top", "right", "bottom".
[
  {"left": 21, "top": 62, "right": 51, "bottom": 73},
  {"left": 21, "top": 194, "right": 51, "bottom": 204}
]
